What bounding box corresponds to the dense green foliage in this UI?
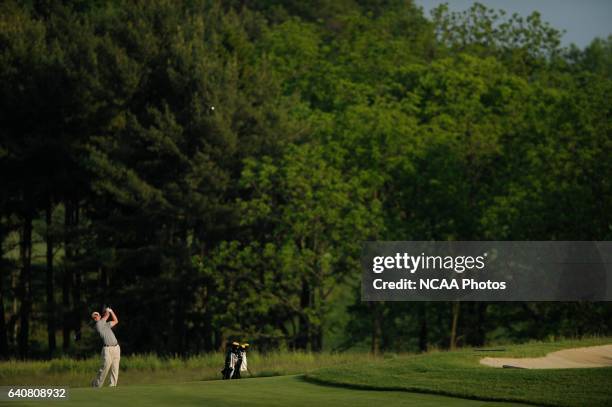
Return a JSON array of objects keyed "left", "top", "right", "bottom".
[
  {"left": 307, "top": 338, "right": 612, "bottom": 407},
  {"left": 0, "top": 0, "right": 611, "bottom": 358}
]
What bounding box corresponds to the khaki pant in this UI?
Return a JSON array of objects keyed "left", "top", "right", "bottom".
[{"left": 93, "top": 345, "right": 120, "bottom": 387}]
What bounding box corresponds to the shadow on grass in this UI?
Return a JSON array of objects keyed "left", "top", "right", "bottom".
[{"left": 300, "top": 374, "right": 537, "bottom": 406}]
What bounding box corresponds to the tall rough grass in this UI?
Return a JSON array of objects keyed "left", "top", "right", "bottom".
[{"left": 1, "top": 351, "right": 379, "bottom": 387}]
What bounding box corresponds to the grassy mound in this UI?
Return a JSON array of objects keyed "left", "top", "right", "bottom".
[{"left": 305, "top": 338, "right": 612, "bottom": 407}]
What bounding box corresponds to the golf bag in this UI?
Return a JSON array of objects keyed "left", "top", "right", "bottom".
[
  {"left": 232, "top": 344, "right": 249, "bottom": 379},
  {"left": 221, "top": 343, "right": 239, "bottom": 379},
  {"left": 232, "top": 352, "right": 242, "bottom": 379}
]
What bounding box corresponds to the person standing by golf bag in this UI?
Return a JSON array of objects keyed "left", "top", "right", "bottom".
[
  {"left": 232, "top": 343, "right": 249, "bottom": 379},
  {"left": 221, "top": 342, "right": 240, "bottom": 379}
]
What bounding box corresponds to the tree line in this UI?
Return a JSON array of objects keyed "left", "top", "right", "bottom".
[{"left": 0, "top": 0, "right": 610, "bottom": 359}]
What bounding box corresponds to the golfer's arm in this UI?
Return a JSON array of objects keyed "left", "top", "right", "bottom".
[
  {"left": 109, "top": 310, "right": 119, "bottom": 328},
  {"left": 101, "top": 311, "right": 109, "bottom": 322}
]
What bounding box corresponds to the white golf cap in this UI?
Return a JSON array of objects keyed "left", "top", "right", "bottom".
[{"left": 91, "top": 311, "right": 101, "bottom": 318}]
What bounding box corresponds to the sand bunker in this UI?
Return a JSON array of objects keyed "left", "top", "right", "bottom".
[{"left": 480, "top": 344, "right": 612, "bottom": 369}]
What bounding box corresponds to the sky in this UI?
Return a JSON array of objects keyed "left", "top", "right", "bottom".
[{"left": 414, "top": 0, "right": 612, "bottom": 48}]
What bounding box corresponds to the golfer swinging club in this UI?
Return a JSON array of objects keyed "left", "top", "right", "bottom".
[{"left": 91, "top": 307, "right": 120, "bottom": 387}]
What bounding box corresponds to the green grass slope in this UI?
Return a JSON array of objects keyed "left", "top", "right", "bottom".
[
  {"left": 306, "top": 338, "right": 612, "bottom": 407},
  {"left": 2, "top": 375, "right": 524, "bottom": 407}
]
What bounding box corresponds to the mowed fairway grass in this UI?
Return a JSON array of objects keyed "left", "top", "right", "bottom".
[
  {"left": 306, "top": 338, "right": 612, "bottom": 407},
  {"left": 2, "top": 375, "right": 523, "bottom": 407}
]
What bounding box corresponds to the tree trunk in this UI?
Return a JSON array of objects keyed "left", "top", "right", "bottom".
[
  {"left": 0, "top": 265, "right": 8, "bottom": 359},
  {"left": 418, "top": 303, "right": 428, "bottom": 352},
  {"left": 72, "top": 201, "right": 82, "bottom": 342},
  {"left": 18, "top": 213, "right": 33, "bottom": 359},
  {"left": 311, "top": 324, "right": 322, "bottom": 352},
  {"left": 46, "top": 199, "right": 57, "bottom": 356},
  {"left": 72, "top": 269, "right": 82, "bottom": 342},
  {"left": 202, "top": 308, "right": 213, "bottom": 352},
  {"left": 10, "top": 271, "right": 18, "bottom": 346},
  {"left": 473, "top": 302, "right": 487, "bottom": 347},
  {"left": 370, "top": 302, "right": 382, "bottom": 355},
  {"left": 450, "top": 301, "right": 460, "bottom": 350},
  {"left": 173, "top": 292, "right": 186, "bottom": 355},
  {"left": 0, "top": 221, "right": 8, "bottom": 358},
  {"left": 311, "top": 286, "right": 323, "bottom": 352},
  {"left": 214, "top": 329, "right": 225, "bottom": 352},
  {"left": 62, "top": 200, "right": 73, "bottom": 351},
  {"left": 296, "top": 279, "right": 310, "bottom": 350}
]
